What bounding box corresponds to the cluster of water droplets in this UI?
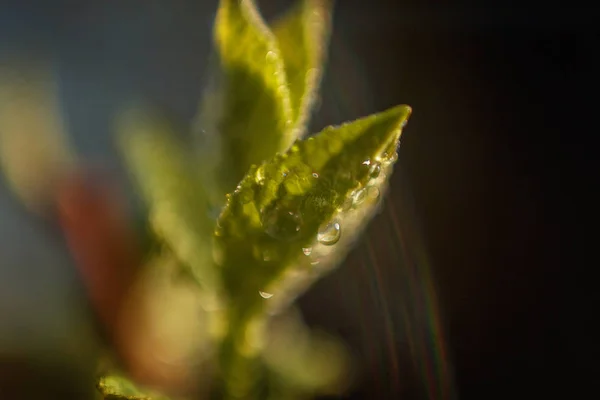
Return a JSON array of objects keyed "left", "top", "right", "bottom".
[{"left": 233, "top": 139, "right": 401, "bottom": 302}]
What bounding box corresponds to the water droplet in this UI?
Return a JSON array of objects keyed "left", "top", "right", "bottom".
[
  {"left": 318, "top": 220, "right": 341, "bottom": 246},
  {"left": 312, "top": 172, "right": 319, "bottom": 178},
  {"left": 263, "top": 206, "right": 303, "bottom": 241},
  {"left": 369, "top": 162, "right": 382, "bottom": 179},
  {"left": 362, "top": 159, "right": 371, "bottom": 166},
  {"left": 367, "top": 186, "right": 380, "bottom": 200},
  {"left": 353, "top": 188, "right": 367, "bottom": 207},
  {"left": 381, "top": 151, "right": 398, "bottom": 165},
  {"left": 259, "top": 291, "right": 273, "bottom": 299},
  {"left": 302, "top": 247, "right": 312, "bottom": 256},
  {"left": 265, "top": 51, "right": 277, "bottom": 63}
]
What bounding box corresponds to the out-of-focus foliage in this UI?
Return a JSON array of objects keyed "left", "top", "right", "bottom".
[{"left": 0, "top": 62, "right": 75, "bottom": 213}]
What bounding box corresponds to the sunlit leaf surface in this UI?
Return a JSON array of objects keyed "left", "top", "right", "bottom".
[{"left": 215, "top": 105, "right": 411, "bottom": 315}]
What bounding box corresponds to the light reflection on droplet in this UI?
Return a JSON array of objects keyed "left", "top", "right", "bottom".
[
  {"left": 317, "top": 220, "right": 341, "bottom": 246},
  {"left": 259, "top": 291, "right": 273, "bottom": 299},
  {"left": 302, "top": 247, "right": 312, "bottom": 256},
  {"left": 265, "top": 51, "right": 277, "bottom": 62},
  {"left": 353, "top": 188, "right": 367, "bottom": 207},
  {"left": 312, "top": 172, "right": 319, "bottom": 178},
  {"left": 369, "top": 162, "right": 382, "bottom": 179}
]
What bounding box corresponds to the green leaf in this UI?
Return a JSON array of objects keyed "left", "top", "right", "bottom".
[
  {"left": 271, "top": 0, "right": 333, "bottom": 137},
  {"left": 198, "top": 0, "right": 295, "bottom": 197},
  {"left": 214, "top": 105, "right": 411, "bottom": 313},
  {"left": 97, "top": 375, "right": 169, "bottom": 400},
  {"left": 116, "top": 108, "right": 218, "bottom": 293}
]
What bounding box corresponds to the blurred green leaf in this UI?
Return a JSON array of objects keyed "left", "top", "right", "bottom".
[
  {"left": 272, "top": 0, "right": 333, "bottom": 137},
  {"left": 263, "top": 309, "right": 351, "bottom": 398},
  {"left": 97, "top": 375, "right": 169, "bottom": 400},
  {"left": 116, "top": 109, "right": 218, "bottom": 293},
  {"left": 215, "top": 105, "right": 411, "bottom": 314}
]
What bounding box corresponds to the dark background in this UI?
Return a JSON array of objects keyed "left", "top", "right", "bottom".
[{"left": 1, "top": 0, "right": 595, "bottom": 399}]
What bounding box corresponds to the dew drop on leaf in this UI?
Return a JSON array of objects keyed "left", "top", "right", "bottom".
[
  {"left": 259, "top": 291, "right": 273, "bottom": 299},
  {"left": 369, "top": 162, "right": 382, "bottom": 179},
  {"left": 353, "top": 188, "right": 367, "bottom": 207},
  {"left": 380, "top": 150, "right": 398, "bottom": 165},
  {"left": 265, "top": 51, "right": 277, "bottom": 63},
  {"left": 263, "top": 206, "right": 303, "bottom": 241},
  {"left": 312, "top": 172, "right": 319, "bottom": 178},
  {"left": 317, "top": 220, "right": 341, "bottom": 246},
  {"left": 302, "top": 247, "right": 312, "bottom": 256}
]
